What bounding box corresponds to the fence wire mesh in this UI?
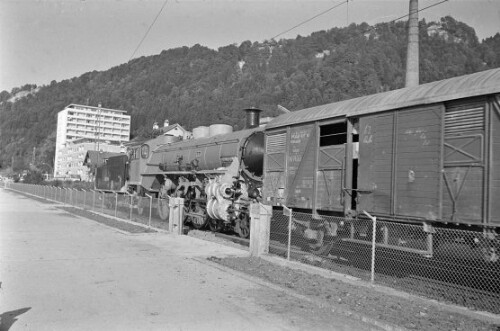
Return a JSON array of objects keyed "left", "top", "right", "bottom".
[
  {"left": 269, "top": 207, "right": 500, "bottom": 314},
  {"left": 143, "top": 197, "right": 170, "bottom": 231},
  {"left": 5, "top": 183, "right": 171, "bottom": 232}
]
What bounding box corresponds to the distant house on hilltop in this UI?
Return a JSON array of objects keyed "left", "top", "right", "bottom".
[{"left": 155, "top": 120, "right": 191, "bottom": 139}]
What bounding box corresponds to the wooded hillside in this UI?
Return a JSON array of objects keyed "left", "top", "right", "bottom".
[{"left": 1, "top": 16, "right": 499, "bottom": 172}]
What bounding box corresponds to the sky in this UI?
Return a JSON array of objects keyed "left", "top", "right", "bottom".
[{"left": 1, "top": 0, "right": 499, "bottom": 93}]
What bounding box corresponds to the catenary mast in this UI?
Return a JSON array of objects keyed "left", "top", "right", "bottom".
[{"left": 405, "top": 0, "right": 419, "bottom": 87}]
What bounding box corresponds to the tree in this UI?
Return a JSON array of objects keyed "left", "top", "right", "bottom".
[{"left": 23, "top": 170, "right": 44, "bottom": 184}]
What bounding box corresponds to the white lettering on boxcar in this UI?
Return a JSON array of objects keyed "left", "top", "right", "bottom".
[{"left": 363, "top": 125, "right": 373, "bottom": 144}]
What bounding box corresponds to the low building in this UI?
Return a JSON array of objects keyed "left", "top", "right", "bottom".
[
  {"left": 56, "top": 138, "right": 123, "bottom": 181},
  {"left": 83, "top": 150, "right": 124, "bottom": 183}
]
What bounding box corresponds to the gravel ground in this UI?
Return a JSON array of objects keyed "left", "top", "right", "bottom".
[
  {"left": 212, "top": 256, "right": 500, "bottom": 331},
  {"left": 267, "top": 245, "right": 500, "bottom": 315}
]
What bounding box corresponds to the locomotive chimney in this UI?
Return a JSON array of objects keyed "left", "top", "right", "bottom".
[{"left": 244, "top": 108, "right": 262, "bottom": 129}]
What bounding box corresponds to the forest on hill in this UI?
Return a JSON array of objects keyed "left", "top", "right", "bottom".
[{"left": 1, "top": 16, "right": 499, "bottom": 173}]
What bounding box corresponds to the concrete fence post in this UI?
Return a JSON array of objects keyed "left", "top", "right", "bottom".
[
  {"left": 168, "top": 197, "right": 175, "bottom": 232},
  {"left": 363, "top": 210, "right": 377, "bottom": 284},
  {"left": 178, "top": 198, "right": 185, "bottom": 234},
  {"left": 168, "top": 197, "right": 184, "bottom": 235},
  {"left": 145, "top": 194, "right": 153, "bottom": 228},
  {"left": 283, "top": 205, "right": 293, "bottom": 261},
  {"left": 101, "top": 191, "right": 105, "bottom": 213},
  {"left": 249, "top": 203, "right": 272, "bottom": 257},
  {"left": 128, "top": 194, "right": 133, "bottom": 220},
  {"left": 114, "top": 192, "right": 118, "bottom": 218}
]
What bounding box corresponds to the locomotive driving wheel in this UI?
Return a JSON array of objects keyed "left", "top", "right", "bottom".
[
  {"left": 208, "top": 217, "right": 222, "bottom": 233},
  {"left": 235, "top": 214, "right": 250, "bottom": 239},
  {"left": 157, "top": 188, "right": 170, "bottom": 221},
  {"left": 185, "top": 201, "right": 207, "bottom": 229}
]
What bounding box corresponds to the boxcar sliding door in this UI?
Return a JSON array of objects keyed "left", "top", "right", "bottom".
[
  {"left": 357, "top": 105, "right": 443, "bottom": 220},
  {"left": 315, "top": 121, "right": 347, "bottom": 212}
]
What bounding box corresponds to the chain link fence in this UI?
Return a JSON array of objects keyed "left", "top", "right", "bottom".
[
  {"left": 269, "top": 206, "right": 500, "bottom": 314},
  {"left": 4, "top": 182, "right": 171, "bottom": 232}
]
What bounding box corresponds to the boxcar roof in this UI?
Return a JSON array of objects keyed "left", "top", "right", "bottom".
[{"left": 266, "top": 68, "right": 500, "bottom": 130}]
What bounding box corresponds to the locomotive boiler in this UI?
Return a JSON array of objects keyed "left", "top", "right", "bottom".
[{"left": 141, "top": 108, "right": 265, "bottom": 237}]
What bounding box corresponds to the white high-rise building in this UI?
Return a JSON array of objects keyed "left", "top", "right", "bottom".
[{"left": 54, "top": 104, "right": 131, "bottom": 178}]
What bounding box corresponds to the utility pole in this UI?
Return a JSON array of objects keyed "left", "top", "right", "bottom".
[
  {"left": 95, "top": 103, "right": 102, "bottom": 189},
  {"left": 97, "top": 103, "right": 101, "bottom": 153},
  {"left": 405, "top": 0, "right": 419, "bottom": 87}
]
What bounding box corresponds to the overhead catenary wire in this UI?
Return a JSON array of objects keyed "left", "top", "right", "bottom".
[
  {"left": 129, "top": 0, "right": 169, "bottom": 62},
  {"left": 389, "top": 0, "right": 450, "bottom": 24},
  {"left": 269, "top": 0, "right": 349, "bottom": 41},
  {"left": 269, "top": 0, "right": 450, "bottom": 42},
  {"left": 129, "top": 0, "right": 450, "bottom": 61}
]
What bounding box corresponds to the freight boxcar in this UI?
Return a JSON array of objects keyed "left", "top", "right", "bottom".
[{"left": 263, "top": 68, "right": 500, "bottom": 256}]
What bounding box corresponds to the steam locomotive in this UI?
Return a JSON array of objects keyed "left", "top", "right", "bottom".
[{"left": 95, "top": 109, "right": 265, "bottom": 238}]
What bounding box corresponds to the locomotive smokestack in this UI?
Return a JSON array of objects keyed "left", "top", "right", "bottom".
[{"left": 244, "top": 108, "right": 262, "bottom": 129}]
